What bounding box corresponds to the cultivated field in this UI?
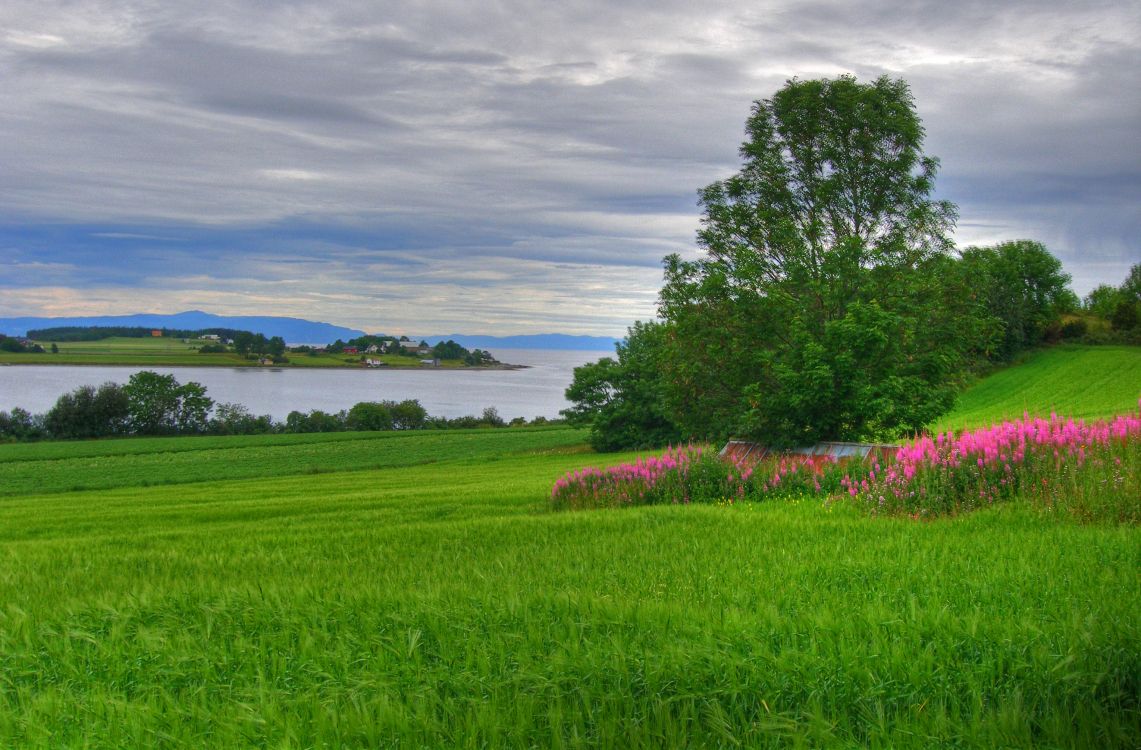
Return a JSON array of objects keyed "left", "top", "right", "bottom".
[
  {"left": 932, "top": 344, "right": 1141, "bottom": 432},
  {"left": 0, "top": 424, "right": 1137, "bottom": 747}
]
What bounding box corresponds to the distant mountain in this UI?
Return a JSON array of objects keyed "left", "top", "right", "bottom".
[
  {"left": 1, "top": 310, "right": 621, "bottom": 350},
  {"left": 0, "top": 310, "right": 366, "bottom": 344},
  {"left": 422, "top": 333, "right": 617, "bottom": 351}
]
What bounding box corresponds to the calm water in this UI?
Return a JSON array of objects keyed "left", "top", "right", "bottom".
[{"left": 0, "top": 349, "right": 609, "bottom": 421}]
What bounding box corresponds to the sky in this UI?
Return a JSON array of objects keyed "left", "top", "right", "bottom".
[{"left": 1, "top": 0, "right": 1138, "bottom": 337}]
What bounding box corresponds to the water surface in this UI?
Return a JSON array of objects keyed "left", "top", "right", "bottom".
[{"left": 0, "top": 348, "right": 609, "bottom": 421}]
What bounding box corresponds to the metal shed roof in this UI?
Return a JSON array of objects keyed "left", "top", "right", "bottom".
[{"left": 720, "top": 440, "right": 899, "bottom": 464}]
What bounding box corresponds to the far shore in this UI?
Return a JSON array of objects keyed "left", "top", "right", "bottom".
[{"left": 0, "top": 358, "right": 529, "bottom": 370}]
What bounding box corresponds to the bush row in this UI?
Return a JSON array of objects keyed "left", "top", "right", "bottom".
[{"left": 0, "top": 371, "right": 557, "bottom": 442}]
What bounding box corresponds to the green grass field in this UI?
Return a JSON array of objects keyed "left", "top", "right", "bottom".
[
  {"left": 932, "top": 345, "right": 1141, "bottom": 432},
  {"left": 0, "top": 428, "right": 1137, "bottom": 747}
]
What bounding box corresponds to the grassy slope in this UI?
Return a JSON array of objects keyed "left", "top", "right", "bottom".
[
  {"left": 0, "top": 431, "right": 1137, "bottom": 748},
  {"left": 933, "top": 344, "right": 1141, "bottom": 432}
]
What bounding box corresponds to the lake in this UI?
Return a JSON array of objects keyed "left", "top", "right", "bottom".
[{"left": 0, "top": 349, "right": 609, "bottom": 421}]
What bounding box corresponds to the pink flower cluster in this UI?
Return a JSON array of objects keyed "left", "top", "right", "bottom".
[
  {"left": 551, "top": 445, "right": 753, "bottom": 510},
  {"left": 844, "top": 410, "right": 1141, "bottom": 519},
  {"left": 761, "top": 454, "right": 838, "bottom": 496}
]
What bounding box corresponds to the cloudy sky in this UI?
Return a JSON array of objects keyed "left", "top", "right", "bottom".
[{"left": 2, "top": 0, "right": 1138, "bottom": 336}]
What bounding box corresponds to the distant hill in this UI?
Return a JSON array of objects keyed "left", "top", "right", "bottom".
[
  {"left": 0, "top": 311, "right": 620, "bottom": 350},
  {"left": 0, "top": 311, "right": 365, "bottom": 345},
  {"left": 421, "top": 333, "right": 617, "bottom": 351}
]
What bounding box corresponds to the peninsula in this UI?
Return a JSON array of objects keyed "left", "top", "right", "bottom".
[{"left": 0, "top": 328, "right": 525, "bottom": 370}]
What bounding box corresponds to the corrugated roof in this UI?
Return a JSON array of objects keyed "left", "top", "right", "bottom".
[{"left": 720, "top": 440, "right": 898, "bottom": 465}]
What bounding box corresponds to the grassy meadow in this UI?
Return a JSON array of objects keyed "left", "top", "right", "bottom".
[
  {"left": 932, "top": 344, "right": 1141, "bottom": 432},
  {"left": 1, "top": 422, "right": 1138, "bottom": 747}
]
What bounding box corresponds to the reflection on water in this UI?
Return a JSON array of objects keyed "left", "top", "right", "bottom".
[{"left": 0, "top": 349, "right": 609, "bottom": 421}]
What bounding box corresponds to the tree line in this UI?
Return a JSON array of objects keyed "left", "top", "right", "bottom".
[
  {"left": 0, "top": 371, "right": 555, "bottom": 442},
  {"left": 25, "top": 326, "right": 260, "bottom": 342},
  {"left": 564, "top": 75, "right": 1141, "bottom": 452}
]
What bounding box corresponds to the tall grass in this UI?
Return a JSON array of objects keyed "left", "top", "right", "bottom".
[{"left": 0, "top": 430, "right": 1137, "bottom": 746}]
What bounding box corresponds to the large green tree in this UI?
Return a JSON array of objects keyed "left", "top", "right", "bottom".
[{"left": 658, "top": 75, "right": 975, "bottom": 446}]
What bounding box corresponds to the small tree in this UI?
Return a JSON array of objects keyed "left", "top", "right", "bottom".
[
  {"left": 346, "top": 401, "right": 394, "bottom": 431},
  {"left": 958, "top": 240, "right": 1073, "bottom": 360},
  {"left": 123, "top": 371, "right": 213, "bottom": 435},
  {"left": 563, "top": 321, "right": 681, "bottom": 451},
  {"left": 391, "top": 400, "right": 428, "bottom": 430},
  {"left": 480, "top": 407, "right": 505, "bottom": 427},
  {"left": 44, "top": 382, "right": 129, "bottom": 439},
  {"left": 0, "top": 408, "right": 44, "bottom": 441}
]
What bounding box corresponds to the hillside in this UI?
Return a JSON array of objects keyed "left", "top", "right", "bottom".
[{"left": 933, "top": 345, "right": 1141, "bottom": 432}]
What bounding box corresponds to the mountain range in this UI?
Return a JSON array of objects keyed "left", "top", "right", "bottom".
[{"left": 0, "top": 311, "right": 617, "bottom": 351}]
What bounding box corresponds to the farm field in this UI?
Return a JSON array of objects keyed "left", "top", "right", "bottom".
[
  {"left": 932, "top": 344, "right": 1141, "bottom": 432},
  {"left": 0, "top": 336, "right": 503, "bottom": 368},
  {"left": 0, "top": 428, "right": 1137, "bottom": 747}
]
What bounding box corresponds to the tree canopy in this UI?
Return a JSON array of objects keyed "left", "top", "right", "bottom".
[
  {"left": 655, "top": 75, "right": 970, "bottom": 446},
  {"left": 565, "top": 75, "right": 1090, "bottom": 451}
]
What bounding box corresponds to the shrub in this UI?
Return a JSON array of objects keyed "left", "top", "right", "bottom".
[{"left": 1060, "top": 319, "right": 1088, "bottom": 339}]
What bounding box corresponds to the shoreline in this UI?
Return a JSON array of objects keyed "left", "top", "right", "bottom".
[{"left": 0, "top": 360, "right": 530, "bottom": 371}]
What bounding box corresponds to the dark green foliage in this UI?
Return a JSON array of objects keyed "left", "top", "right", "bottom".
[
  {"left": 344, "top": 400, "right": 429, "bottom": 431},
  {"left": 25, "top": 326, "right": 252, "bottom": 341},
  {"left": 1084, "top": 283, "right": 1123, "bottom": 319},
  {"left": 0, "top": 408, "right": 43, "bottom": 441},
  {"left": 1110, "top": 265, "right": 1140, "bottom": 333},
  {"left": 0, "top": 337, "right": 43, "bottom": 353},
  {"left": 1112, "top": 298, "right": 1139, "bottom": 331},
  {"left": 1060, "top": 318, "right": 1088, "bottom": 339},
  {"left": 231, "top": 331, "right": 285, "bottom": 360},
  {"left": 43, "top": 382, "right": 130, "bottom": 439},
  {"left": 25, "top": 326, "right": 161, "bottom": 341},
  {"left": 1083, "top": 265, "right": 1140, "bottom": 340},
  {"left": 391, "top": 400, "right": 429, "bottom": 430},
  {"left": 210, "top": 403, "right": 275, "bottom": 435},
  {"left": 958, "top": 240, "right": 1073, "bottom": 360},
  {"left": 464, "top": 348, "right": 496, "bottom": 366},
  {"left": 345, "top": 401, "right": 395, "bottom": 431},
  {"left": 122, "top": 371, "right": 214, "bottom": 435},
  {"left": 431, "top": 339, "right": 468, "bottom": 360},
  {"left": 563, "top": 321, "right": 682, "bottom": 451},
  {"left": 284, "top": 409, "right": 345, "bottom": 433}
]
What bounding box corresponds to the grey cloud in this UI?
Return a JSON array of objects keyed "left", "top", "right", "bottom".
[{"left": 0, "top": 0, "right": 1138, "bottom": 329}]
